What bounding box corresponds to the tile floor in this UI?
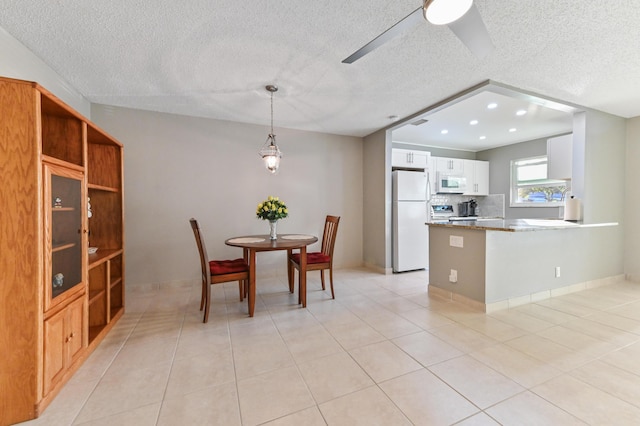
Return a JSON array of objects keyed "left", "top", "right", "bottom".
[{"left": 24, "top": 268, "right": 640, "bottom": 425}]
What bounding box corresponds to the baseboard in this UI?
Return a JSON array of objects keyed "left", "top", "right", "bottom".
[
  {"left": 427, "top": 285, "right": 487, "bottom": 311},
  {"left": 429, "top": 274, "right": 627, "bottom": 313},
  {"left": 363, "top": 261, "right": 392, "bottom": 275},
  {"left": 625, "top": 273, "right": 640, "bottom": 283}
]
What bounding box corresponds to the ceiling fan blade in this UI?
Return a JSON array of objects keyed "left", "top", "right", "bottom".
[
  {"left": 446, "top": 3, "right": 494, "bottom": 58},
  {"left": 342, "top": 7, "right": 423, "bottom": 64}
]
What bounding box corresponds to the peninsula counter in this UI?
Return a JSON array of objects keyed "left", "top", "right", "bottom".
[{"left": 427, "top": 219, "right": 621, "bottom": 311}]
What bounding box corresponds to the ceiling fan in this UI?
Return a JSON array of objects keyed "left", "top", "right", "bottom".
[{"left": 342, "top": 0, "right": 493, "bottom": 64}]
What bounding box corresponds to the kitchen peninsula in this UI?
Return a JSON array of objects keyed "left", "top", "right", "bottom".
[{"left": 428, "top": 219, "right": 621, "bottom": 312}]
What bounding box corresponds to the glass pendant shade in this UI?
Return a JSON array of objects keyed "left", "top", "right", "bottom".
[
  {"left": 260, "top": 134, "right": 281, "bottom": 174},
  {"left": 423, "top": 0, "right": 473, "bottom": 25}
]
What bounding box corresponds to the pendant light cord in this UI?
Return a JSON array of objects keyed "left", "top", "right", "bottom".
[{"left": 270, "top": 90, "right": 274, "bottom": 137}]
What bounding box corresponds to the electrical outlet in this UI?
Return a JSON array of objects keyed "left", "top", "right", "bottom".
[
  {"left": 449, "top": 235, "right": 464, "bottom": 248},
  {"left": 449, "top": 269, "right": 458, "bottom": 283},
  {"left": 555, "top": 266, "right": 561, "bottom": 278}
]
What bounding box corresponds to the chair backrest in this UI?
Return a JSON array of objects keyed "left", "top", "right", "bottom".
[
  {"left": 320, "top": 215, "right": 340, "bottom": 259},
  {"left": 189, "top": 218, "right": 209, "bottom": 282}
]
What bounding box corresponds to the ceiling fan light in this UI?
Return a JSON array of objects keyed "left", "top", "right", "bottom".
[{"left": 423, "top": 0, "right": 473, "bottom": 25}]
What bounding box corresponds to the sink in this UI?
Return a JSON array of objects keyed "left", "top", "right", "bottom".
[{"left": 521, "top": 219, "right": 579, "bottom": 227}]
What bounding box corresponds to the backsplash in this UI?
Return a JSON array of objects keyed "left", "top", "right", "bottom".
[{"left": 430, "top": 194, "right": 505, "bottom": 218}]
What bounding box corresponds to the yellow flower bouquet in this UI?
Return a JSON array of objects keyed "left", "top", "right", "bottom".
[{"left": 256, "top": 196, "right": 289, "bottom": 221}]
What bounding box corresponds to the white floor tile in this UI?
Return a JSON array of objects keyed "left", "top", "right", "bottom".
[{"left": 23, "top": 269, "right": 640, "bottom": 426}]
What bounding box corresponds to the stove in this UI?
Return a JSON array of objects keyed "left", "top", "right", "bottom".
[
  {"left": 431, "top": 204, "right": 454, "bottom": 221},
  {"left": 448, "top": 216, "right": 478, "bottom": 221},
  {"left": 431, "top": 204, "right": 481, "bottom": 222}
]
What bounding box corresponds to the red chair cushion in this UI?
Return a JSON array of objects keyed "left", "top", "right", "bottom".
[
  {"left": 209, "top": 258, "right": 248, "bottom": 275},
  {"left": 291, "top": 252, "right": 331, "bottom": 264}
]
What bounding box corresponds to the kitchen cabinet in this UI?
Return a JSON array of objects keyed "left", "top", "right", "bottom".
[
  {"left": 427, "top": 156, "right": 437, "bottom": 196},
  {"left": 392, "top": 148, "right": 429, "bottom": 169},
  {"left": 0, "top": 77, "right": 125, "bottom": 425},
  {"left": 547, "top": 134, "right": 572, "bottom": 180},
  {"left": 435, "top": 157, "right": 465, "bottom": 174},
  {"left": 463, "top": 159, "right": 490, "bottom": 196}
]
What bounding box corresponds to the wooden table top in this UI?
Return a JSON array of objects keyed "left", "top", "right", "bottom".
[{"left": 225, "top": 234, "right": 318, "bottom": 250}]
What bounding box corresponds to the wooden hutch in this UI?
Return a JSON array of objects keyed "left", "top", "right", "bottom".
[{"left": 0, "top": 77, "right": 125, "bottom": 425}]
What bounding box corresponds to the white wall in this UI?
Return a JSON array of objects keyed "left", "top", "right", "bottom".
[
  {"left": 626, "top": 116, "right": 640, "bottom": 281},
  {"left": 363, "top": 128, "right": 391, "bottom": 272},
  {"left": 91, "top": 105, "right": 364, "bottom": 288},
  {"left": 477, "top": 137, "right": 559, "bottom": 220},
  {"left": 0, "top": 26, "right": 90, "bottom": 116},
  {"left": 580, "top": 110, "right": 627, "bottom": 224}
]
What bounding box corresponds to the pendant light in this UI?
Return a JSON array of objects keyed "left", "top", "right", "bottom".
[
  {"left": 423, "top": 0, "right": 473, "bottom": 25},
  {"left": 259, "top": 85, "right": 282, "bottom": 174}
]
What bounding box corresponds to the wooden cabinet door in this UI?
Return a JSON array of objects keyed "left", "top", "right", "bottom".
[
  {"left": 44, "top": 163, "right": 86, "bottom": 312},
  {"left": 43, "top": 297, "right": 85, "bottom": 396},
  {"left": 43, "top": 310, "right": 66, "bottom": 396},
  {"left": 67, "top": 297, "right": 85, "bottom": 364}
]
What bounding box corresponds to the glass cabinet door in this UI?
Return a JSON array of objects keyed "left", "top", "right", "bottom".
[{"left": 45, "top": 164, "right": 86, "bottom": 309}]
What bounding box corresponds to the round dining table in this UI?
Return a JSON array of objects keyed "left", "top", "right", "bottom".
[{"left": 225, "top": 234, "right": 318, "bottom": 317}]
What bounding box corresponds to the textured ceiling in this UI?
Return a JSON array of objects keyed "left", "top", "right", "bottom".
[{"left": 1, "top": 0, "right": 639, "bottom": 143}]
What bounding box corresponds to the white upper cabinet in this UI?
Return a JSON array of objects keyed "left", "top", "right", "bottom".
[
  {"left": 392, "top": 148, "right": 429, "bottom": 170},
  {"left": 463, "top": 159, "right": 490, "bottom": 195},
  {"left": 435, "top": 157, "right": 465, "bottom": 174},
  {"left": 427, "top": 156, "right": 437, "bottom": 197},
  {"left": 547, "top": 134, "right": 573, "bottom": 180},
  {"left": 432, "top": 156, "right": 489, "bottom": 195}
]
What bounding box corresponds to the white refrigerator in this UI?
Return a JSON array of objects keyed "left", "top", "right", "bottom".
[{"left": 393, "top": 170, "right": 429, "bottom": 272}]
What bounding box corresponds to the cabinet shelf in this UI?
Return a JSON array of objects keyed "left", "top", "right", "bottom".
[
  {"left": 88, "top": 248, "right": 123, "bottom": 269},
  {"left": 52, "top": 242, "right": 76, "bottom": 253},
  {"left": 110, "top": 277, "right": 122, "bottom": 289},
  {"left": 88, "top": 183, "right": 119, "bottom": 192},
  {"left": 88, "top": 289, "right": 105, "bottom": 305},
  {"left": 52, "top": 207, "right": 75, "bottom": 212}
]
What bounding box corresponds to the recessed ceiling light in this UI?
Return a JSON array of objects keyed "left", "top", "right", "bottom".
[
  {"left": 516, "top": 110, "right": 527, "bottom": 116},
  {"left": 509, "top": 128, "right": 517, "bottom": 132},
  {"left": 487, "top": 103, "right": 498, "bottom": 109},
  {"left": 479, "top": 136, "right": 486, "bottom": 140},
  {"left": 469, "top": 120, "right": 478, "bottom": 125},
  {"left": 441, "top": 129, "right": 449, "bottom": 134}
]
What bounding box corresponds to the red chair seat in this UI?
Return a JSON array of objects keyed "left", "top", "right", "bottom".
[
  {"left": 209, "top": 258, "right": 248, "bottom": 275},
  {"left": 290, "top": 252, "right": 331, "bottom": 264}
]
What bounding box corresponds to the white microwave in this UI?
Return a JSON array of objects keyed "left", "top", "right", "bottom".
[{"left": 437, "top": 173, "right": 467, "bottom": 193}]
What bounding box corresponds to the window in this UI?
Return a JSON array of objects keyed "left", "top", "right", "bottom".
[{"left": 510, "top": 156, "right": 568, "bottom": 207}]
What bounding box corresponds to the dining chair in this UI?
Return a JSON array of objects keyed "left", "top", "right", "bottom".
[
  {"left": 288, "top": 215, "right": 340, "bottom": 300},
  {"left": 189, "top": 218, "right": 249, "bottom": 323}
]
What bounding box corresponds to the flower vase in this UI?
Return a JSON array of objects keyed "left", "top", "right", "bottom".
[{"left": 269, "top": 220, "right": 278, "bottom": 240}]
